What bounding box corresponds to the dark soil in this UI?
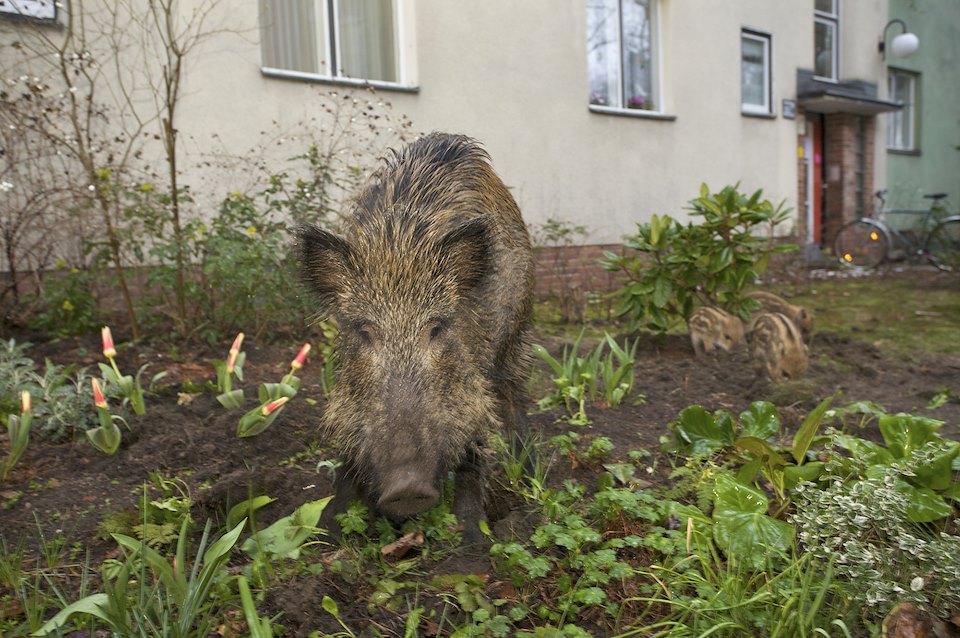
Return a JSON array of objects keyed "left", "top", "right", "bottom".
[{"left": 1, "top": 270, "right": 959, "bottom": 636}]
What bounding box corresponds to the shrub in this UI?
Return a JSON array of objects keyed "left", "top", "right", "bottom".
[
  {"left": 27, "top": 263, "right": 101, "bottom": 337},
  {"left": 129, "top": 184, "right": 316, "bottom": 345},
  {"left": 602, "top": 183, "right": 795, "bottom": 332},
  {"left": 792, "top": 470, "right": 960, "bottom": 620},
  {"left": 0, "top": 340, "right": 99, "bottom": 442}
]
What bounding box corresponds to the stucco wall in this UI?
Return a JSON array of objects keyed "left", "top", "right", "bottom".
[
  {"left": 175, "top": 1, "right": 820, "bottom": 245},
  {"left": 884, "top": 0, "right": 960, "bottom": 210},
  {"left": 3, "top": 1, "right": 906, "bottom": 251}
]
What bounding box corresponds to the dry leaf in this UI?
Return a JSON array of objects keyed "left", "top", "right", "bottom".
[{"left": 380, "top": 530, "right": 424, "bottom": 559}]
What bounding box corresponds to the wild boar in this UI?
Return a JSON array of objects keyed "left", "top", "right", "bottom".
[
  {"left": 688, "top": 306, "right": 746, "bottom": 356},
  {"left": 745, "top": 290, "right": 813, "bottom": 337},
  {"left": 298, "top": 132, "right": 535, "bottom": 543},
  {"left": 749, "top": 312, "right": 809, "bottom": 382}
]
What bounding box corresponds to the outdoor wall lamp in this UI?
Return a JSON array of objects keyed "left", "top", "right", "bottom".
[{"left": 879, "top": 19, "right": 919, "bottom": 60}]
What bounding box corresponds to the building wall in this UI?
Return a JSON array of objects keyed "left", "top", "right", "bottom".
[
  {"left": 2, "top": 1, "right": 912, "bottom": 273},
  {"left": 180, "top": 0, "right": 815, "bottom": 245},
  {"left": 884, "top": 0, "right": 960, "bottom": 210}
]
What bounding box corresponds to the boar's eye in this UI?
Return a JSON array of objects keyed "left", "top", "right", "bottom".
[
  {"left": 357, "top": 325, "right": 375, "bottom": 346},
  {"left": 427, "top": 319, "right": 445, "bottom": 342}
]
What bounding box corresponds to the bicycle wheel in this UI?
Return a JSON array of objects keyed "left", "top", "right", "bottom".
[
  {"left": 833, "top": 220, "right": 889, "bottom": 269},
  {"left": 925, "top": 217, "right": 960, "bottom": 272}
]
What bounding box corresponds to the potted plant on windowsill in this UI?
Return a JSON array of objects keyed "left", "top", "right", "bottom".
[{"left": 627, "top": 95, "right": 653, "bottom": 111}]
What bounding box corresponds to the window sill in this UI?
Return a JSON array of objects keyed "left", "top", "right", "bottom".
[
  {"left": 0, "top": 11, "right": 62, "bottom": 28},
  {"left": 887, "top": 148, "right": 921, "bottom": 156},
  {"left": 261, "top": 68, "right": 420, "bottom": 94},
  {"left": 588, "top": 105, "right": 677, "bottom": 121},
  {"left": 741, "top": 110, "right": 777, "bottom": 119}
]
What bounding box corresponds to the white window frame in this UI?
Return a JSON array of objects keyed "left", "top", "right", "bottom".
[
  {"left": 587, "top": 0, "right": 663, "bottom": 116},
  {"left": 0, "top": 0, "right": 57, "bottom": 20},
  {"left": 259, "top": 0, "right": 409, "bottom": 90},
  {"left": 814, "top": 0, "right": 839, "bottom": 82},
  {"left": 741, "top": 30, "right": 772, "bottom": 116},
  {"left": 887, "top": 70, "right": 918, "bottom": 152}
]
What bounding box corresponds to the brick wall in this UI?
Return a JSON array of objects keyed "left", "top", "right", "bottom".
[
  {"left": 823, "top": 113, "right": 876, "bottom": 244},
  {"left": 533, "top": 243, "right": 624, "bottom": 298}
]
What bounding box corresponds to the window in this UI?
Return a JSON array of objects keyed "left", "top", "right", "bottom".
[
  {"left": 259, "top": 0, "right": 401, "bottom": 85},
  {"left": 814, "top": 0, "right": 838, "bottom": 81},
  {"left": 587, "top": 0, "right": 659, "bottom": 112},
  {"left": 741, "top": 30, "right": 771, "bottom": 115},
  {"left": 0, "top": 0, "right": 57, "bottom": 20},
  {"left": 888, "top": 70, "right": 918, "bottom": 151}
]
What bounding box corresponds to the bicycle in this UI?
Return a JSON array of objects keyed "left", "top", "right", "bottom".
[{"left": 833, "top": 190, "right": 960, "bottom": 272}]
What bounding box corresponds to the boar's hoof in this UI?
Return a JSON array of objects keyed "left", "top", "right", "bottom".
[{"left": 377, "top": 472, "right": 440, "bottom": 519}]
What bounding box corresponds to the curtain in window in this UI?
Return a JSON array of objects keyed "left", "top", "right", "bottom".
[
  {"left": 888, "top": 74, "right": 914, "bottom": 150},
  {"left": 620, "top": 0, "right": 653, "bottom": 110},
  {"left": 587, "top": 0, "right": 620, "bottom": 107},
  {"left": 259, "top": 0, "right": 322, "bottom": 74},
  {"left": 741, "top": 37, "right": 766, "bottom": 108},
  {"left": 814, "top": 19, "right": 835, "bottom": 79},
  {"left": 339, "top": 0, "right": 397, "bottom": 82}
]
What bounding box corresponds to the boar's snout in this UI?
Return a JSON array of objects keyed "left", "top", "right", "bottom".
[{"left": 377, "top": 467, "right": 440, "bottom": 519}]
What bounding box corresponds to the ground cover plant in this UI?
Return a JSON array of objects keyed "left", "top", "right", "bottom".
[{"left": 0, "top": 266, "right": 958, "bottom": 636}]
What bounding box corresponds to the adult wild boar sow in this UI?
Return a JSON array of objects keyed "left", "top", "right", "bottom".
[{"left": 299, "top": 133, "right": 535, "bottom": 542}]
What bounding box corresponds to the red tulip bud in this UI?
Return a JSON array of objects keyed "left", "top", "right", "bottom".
[
  {"left": 227, "top": 332, "right": 244, "bottom": 373},
  {"left": 101, "top": 326, "right": 116, "bottom": 359},
  {"left": 92, "top": 378, "right": 108, "bottom": 409},
  {"left": 260, "top": 396, "right": 289, "bottom": 416},
  {"left": 291, "top": 343, "right": 311, "bottom": 370}
]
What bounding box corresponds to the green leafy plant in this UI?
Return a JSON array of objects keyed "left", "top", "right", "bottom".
[
  {"left": 0, "top": 339, "right": 35, "bottom": 419},
  {"left": 237, "top": 343, "right": 309, "bottom": 437},
  {"left": 21, "top": 360, "right": 100, "bottom": 443},
  {"left": 487, "top": 479, "right": 662, "bottom": 632},
  {"left": 35, "top": 517, "right": 246, "bottom": 636},
  {"left": 26, "top": 262, "right": 101, "bottom": 337},
  {"left": 663, "top": 400, "right": 783, "bottom": 456},
  {"left": 829, "top": 412, "right": 960, "bottom": 523},
  {"left": 631, "top": 549, "right": 854, "bottom": 636},
  {"left": 533, "top": 332, "right": 638, "bottom": 423},
  {"left": 98, "top": 326, "right": 157, "bottom": 415},
  {"left": 602, "top": 183, "right": 795, "bottom": 332},
  {"left": 597, "top": 334, "right": 638, "bottom": 408},
  {"left": 237, "top": 575, "right": 274, "bottom": 638},
  {"left": 241, "top": 497, "right": 331, "bottom": 562},
  {"left": 1, "top": 391, "right": 31, "bottom": 481},
  {"left": 85, "top": 378, "right": 125, "bottom": 455},
  {"left": 709, "top": 473, "right": 795, "bottom": 569},
  {"left": 793, "top": 470, "right": 960, "bottom": 621},
  {"left": 214, "top": 332, "right": 246, "bottom": 408}
]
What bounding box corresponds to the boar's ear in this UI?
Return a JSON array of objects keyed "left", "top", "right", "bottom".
[
  {"left": 438, "top": 215, "right": 492, "bottom": 292},
  {"left": 297, "top": 224, "right": 352, "bottom": 310}
]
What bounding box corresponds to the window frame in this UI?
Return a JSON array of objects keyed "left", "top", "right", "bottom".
[
  {"left": 259, "top": 0, "right": 412, "bottom": 91},
  {"left": 587, "top": 0, "right": 665, "bottom": 117},
  {"left": 740, "top": 29, "right": 773, "bottom": 116},
  {"left": 0, "top": 0, "right": 58, "bottom": 22},
  {"left": 813, "top": 0, "right": 839, "bottom": 82},
  {"left": 887, "top": 69, "right": 919, "bottom": 153}
]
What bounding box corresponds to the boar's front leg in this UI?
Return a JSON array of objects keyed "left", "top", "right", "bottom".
[{"left": 454, "top": 442, "right": 488, "bottom": 545}]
